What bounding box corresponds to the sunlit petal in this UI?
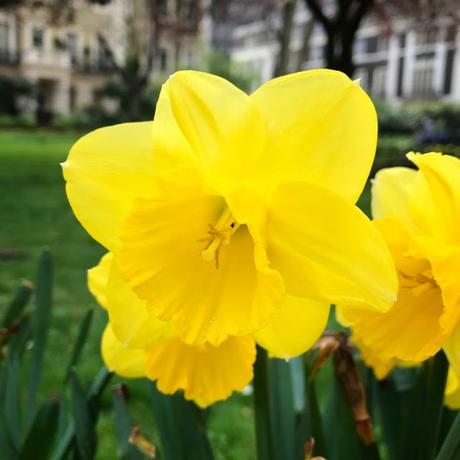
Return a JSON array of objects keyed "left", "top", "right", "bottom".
[
  {"left": 101, "top": 324, "right": 145, "bottom": 378},
  {"left": 153, "top": 70, "right": 265, "bottom": 191},
  {"left": 254, "top": 295, "right": 329, "bottom": 359},
  {"left": 250, "top": 69, "right": 377, "bottom": 202},
  {"left": 145, "top": 336, "right": 256, "bottom": 407},
  {"left": 408, "top": 152, "right": 460, "bottom": 243},
  {"left": 107, "top": 258, "right": 171, "bottom": 349},
  {"left": 371, "top": 166, "right": 417, "bottom": 226},
  {"left": 266, "top": 181, "right": 397, "bottom": 312},
  {"left": 87, "top": 252, "right": 113, "bottom": 309},
  {"left": 62, "top": 122, "right": 155, "bottom": 250}
]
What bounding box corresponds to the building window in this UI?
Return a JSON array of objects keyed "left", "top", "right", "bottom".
[
  {"left": 156, "top": 0, "right": 168, "bottom": 16},
  {"left": 356, "top": 36, "right": 388, "bottom": 55},
  {"left": 159, "top": 48, "right": 168, "bottom": 71},
  {"left": 446, "top": 25, "right": 457, "bottom": 43},
  {"left": 372, "top": 65, "right": 387, "bottom": 98},
  {"left": 0, "top": 22, "right": 9, "bottom": 53},
  {"left": 443, "top": 49, "right": 455, "bottom": 95},
  {"left": 397, "top": 56, "right": 405, "bottom": 97},
  {"left": 32, "top": 27, "right": 44, "bottom": 49},
  {"left": 67, "top": 33, "right": 78, "bottom": 65},
  {"left": 416, "top": 28, "right": 437, "bottom": 46},
  {"left": 69, "top": 85, "right": 77, "bottom": 112},
  {"left": 413, "top": 59, "right": 435, "bottom": 98},
  {"left": 399, "top": 33, "right": 406, "bottom": 49}
]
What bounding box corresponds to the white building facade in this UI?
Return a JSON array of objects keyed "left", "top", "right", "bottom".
[
  {"left": 0, "top": 0, "right": 209, "bottom": 117},
  {"left": 231, "top": 5, "right": 460, "bottom": 102}
]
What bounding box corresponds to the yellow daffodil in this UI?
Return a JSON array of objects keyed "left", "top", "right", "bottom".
[
  {"left": 338, "top": 152, "right": 460, "bottom": 406},
  {"left": 64, "top": 69, "right": 397, "bottom": 406}
]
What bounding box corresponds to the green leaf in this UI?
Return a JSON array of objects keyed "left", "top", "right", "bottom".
[
  {"left": 253, "top": 347, "right": 300, "bottom": 460},
  {"left": 4, "top": 354, "right": 22, "bottom": 451},
  {"left": 436, "top": 411, "right": 460, "bottom": 460},
  {"left": 323, "top": 372, "right": 381, "bottom": 460},
  {"left": 306, "top": 379, "right": 327, "bottom": 458},
  {"left": 253, "top": 346, "right": 272, "bottom": 460},
  {"left": 268, "top": 358, "right": 297, "bottom": 460},
  {"left": 50, "top": 367, "right": 112, "bottom": 460},
  {"left": 70, "top": 370, "right": 97, "bottom": 460},
  {"left": 87, "top": 366, "right": 113, "bottom": 400},
  {"left": 416, "top": 351, "right": 449, "bottom": 460},
  {"left": 26, "top": 249, "right": 53, "bottom": 427},
  {"left": 50, "top": 423, "right": 74, "bottom": 460},
  {"left": 112, "top": 384, "right": 144, "bottom": 460},
  {"left": 150, "top": 382, "right": 213, "bottom": 460},
  {"left": 20, "top": 398, "right": 60, "bottom": 460},
  {"left": 437, "top": 408, "right": 458, "bottom": 454},
  {"left": 2, "top": 280, "right": 33, "bottom": 328},
  {"left": 63, "top": 309, "right": 94, "bottom": 383}
]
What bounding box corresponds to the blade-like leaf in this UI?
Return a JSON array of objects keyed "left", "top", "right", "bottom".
[
  {"left": 254, "top": 346, "right": 272, "bottom": 460},
  {"left": 4, "top": 354, "right": 22, "bottom": 451},
  {"left": 2, "top": 280, "right": 33, "bottom": 328},
  {"left": 70, "top": 370, "right": 97, "bottom": 460},
  {"left": 436, "top": 411, "right": 460, "bottom": 460},
  {"left": 253, "top": 347, "right": 300, "bottom": 460},
  {"left": 268, "top": 358, "right": 297, "bottom": 460},
  {"left": 20, "top": 398, "right": 60, "bottom": 460},
  {"left": 63, "top": 309, "right": 94, "bottom": 383},
  {"left": 417, "top": 351, "right": 449, "bottom": 460},
  {"left": 50, "top": 367, "right": 112, "bottom": 460},
  {"left": 26, "top": 249, "right": 53, "bottom": 426},
  {"left": 112, "top": 384, "right": 144, "bottom": 460},
  {"left": 150, "top": 382, "right": 213, "bottom": 460}
]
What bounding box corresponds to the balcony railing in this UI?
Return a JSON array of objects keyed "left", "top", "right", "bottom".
[{"left": 71, "top": 58, "right": 116, "bottom": 75}]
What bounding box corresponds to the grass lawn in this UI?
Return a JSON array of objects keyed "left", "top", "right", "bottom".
[{"left": 0, "top": 128, "right": 372, "bottom": 459}]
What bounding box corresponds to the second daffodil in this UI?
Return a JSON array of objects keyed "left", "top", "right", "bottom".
[
  {"left": 63, "top": 69, "right": 397, "bottom": 406},
  {"left": 338, "top": 152, "right": 460, "bottom": 407}
]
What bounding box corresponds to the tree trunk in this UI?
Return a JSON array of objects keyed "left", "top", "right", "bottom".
[
  {"left": 295, "top": 18, "right": 314, "bottom": 71},
  {"left": 273, "top": 0, "right": 297, "bottom": 77}
]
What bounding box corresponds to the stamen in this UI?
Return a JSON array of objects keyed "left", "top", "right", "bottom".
[{"left": 198, "top": 208, "right": 240, "bottom": 269}]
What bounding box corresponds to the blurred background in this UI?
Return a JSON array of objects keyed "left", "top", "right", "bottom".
[{"left": 0, "top": 0, "right": 459, "bottom": 458}]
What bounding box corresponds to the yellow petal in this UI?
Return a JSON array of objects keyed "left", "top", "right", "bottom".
[
  {"left": 107, "top": 258, "right": 171, "bottom": 349},
  {"left": 62, "top": 122, "right": 155, "bottom": 250},
  {"left": 443, "top": 322, "right": 460, "bottom": 379},
  {"left": 445, "top": 368, "right": 460, "bottom": 409},
  {"left": 266, "top": 181, "right": 397, "bottom": 312},
  {"left": 408, "top": 152, "right": 460, "bottom": 243},
  {"left": 87, "top": 252, "right": 113, "bottom": 309},
  {"left": 338, "top": 217, "right": 446, "bottom": 363},
  {"left": 371, "top": 167, "right": 417, "bottom": 226},
  {"left": 145, "top": 336, "right": 256, "bottom": 407},
  {"left": 338, "top": 282, "right": 445, "bottom": 363},
  {"left": 117, "top": 173, "right": 283, "bottom": 346},
  {"left": 353, "top": 336, "right": 396, "bottom": 380},
  {"left": 412, "top": 242, "right": 460, "bottom": 337},
  {"left": 254, "top": 295, "right": 329, "bottom": 359},
  {"left": 153, "top": 70, "right": 265, "bottom": 191},
  {"left": 101, "top": 324, "right": 145, "bottom": 378},
  {"left": 250, "top": 69, "right": 377, "bottom": 203}
]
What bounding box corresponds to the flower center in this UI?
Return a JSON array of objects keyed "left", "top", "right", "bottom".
[
  {"left": 198, "top": 208, "right": 240, "bottom": 269},
  {"left": 398, "top": 268, "right": 436, "bottom": 290}
]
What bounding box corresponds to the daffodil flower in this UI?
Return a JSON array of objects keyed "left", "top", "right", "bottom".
[
  {"left": 338, "top": 152, "right": 460, "bottom": 406},
  {"left": 64, "top": 69, "right": 396, "bottom": 406}
]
